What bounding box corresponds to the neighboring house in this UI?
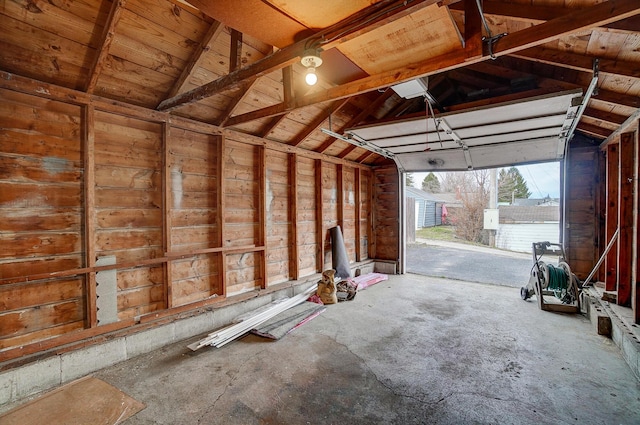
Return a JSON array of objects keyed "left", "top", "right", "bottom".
[
  {"left": 406, "top": 187, "right": 444, "bottom": 228},
  {"left": 433, "top": 192, "right": 463, "bottom": 225},
  {"left": 496, "top": 205, "right": 560, "bottom": 253}
]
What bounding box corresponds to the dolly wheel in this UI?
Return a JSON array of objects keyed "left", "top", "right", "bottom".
[{"left": 520, "top": 287, "right": 529, "bottom": 300}]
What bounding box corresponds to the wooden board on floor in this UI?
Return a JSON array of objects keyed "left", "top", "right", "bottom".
[{"left": 0, "top": 376, "right": 145, "bottom": 425}]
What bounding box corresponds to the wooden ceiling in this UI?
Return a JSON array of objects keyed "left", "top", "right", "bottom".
[{"left": 1, "top": 0, "right": 639, "bottom": 166}]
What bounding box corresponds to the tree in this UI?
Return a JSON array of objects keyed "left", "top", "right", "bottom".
[
  {"left": 439, "top": 171, "right": 490, "bottom": 243},
  {"left": 421, "top": 172, "right": 441, "bottom": 193},
  {"left": 498, "top": 167, "right": 531, "bottom": 203},
  {"left": 405, "top": 172, "right": 415, "bottom": 187}
]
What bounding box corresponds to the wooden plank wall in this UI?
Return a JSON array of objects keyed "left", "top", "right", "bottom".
[
  {"left": 596, "top": 120, "right": 640, "bottom": 324},
  {"left": 371, "top": 166, "right": 400, "bottom": 262},
  {"left": 94, "top": 111, "right": 165, "bottom": 321},
  {"left": 296, "top": 156, "right": 319, "bottom": 277},
  {"left": 168, "top": 129, "right": 222, "bottom": 306},
  {"left": 564, "top": 145, "right": 600, "bottom": 278},
  {"left": 266, "top": 150, "right": 291, "bottom": 285},
  {"left": 0, "top": 89, "right": 85, "bottom": 349},
  {"left": 0, "top": 85, "right": 380, "bottom": 360}
]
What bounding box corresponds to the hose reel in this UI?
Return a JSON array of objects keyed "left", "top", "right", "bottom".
[{"left": 521, "top": 242, "right": 580, "bottom": 313}]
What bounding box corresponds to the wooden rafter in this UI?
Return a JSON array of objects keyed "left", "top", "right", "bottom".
[
  {"left": 464, "top": 0, "right": 482, "bottom": 57},
  {"left": 356, "top": 151, "right": 374, "bottom": 163},
  {"left": 291, "top": 99, "right": 350, "bottom": 147},
  {"left": 260, "top": 114, "right": 289, "bottom": 138},
  {"left": 482, "top": 57, "right": 640, "bottom": 111},
  {"left": 592, "top": 90, "right": 640, "bottom": 109},
  {"left": 85, "top": 0, "right": 126, "bottom": 93},
  {"left": 221, "top": 0, "right": 640, "bottom": 126},
  {"left": 157, "top": 0, "right": 439, "bottom": 112},
  {"left": 511, "top": 47, "right": 640, "bottom": 80},
  {"left": 230, "top": 29, "right": 243, "bottom": 73},
  {"left": 283, "top": 65, "right": 295, "bottom": 109},
  {"left": 577, "top": 122, "right": 612, "bottom": 139},
  {"left": 325, "top": 90, "right": 397, "bottom": 154},
  {"left": 449, "top": 0, "right": 640, "bottom": 31},
  {"left": 338, "top": 145, "right": 359, "bottom": 159},
  {"left": 583, "top": 108, "right": 628, "bottom": 127},
  {"left": 165, "top": 20, "right": 224, "bottom": 100},
  {"left": 216, "top": 77, "right": 258, "bottom": 127}
]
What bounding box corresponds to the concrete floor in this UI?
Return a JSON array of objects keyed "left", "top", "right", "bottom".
[{"left": 85, "top": 274, "right": 640, "bottom": 424}]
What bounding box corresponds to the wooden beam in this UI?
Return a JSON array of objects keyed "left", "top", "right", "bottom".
[
  {"left": 326, "top": 90, "right": 397, "bottom": 155},
  {"left": 259, "top": 114, "right": 289, "bottom": 138},
  {"left": 282, "top": 66, "right": 295, "bottom": 109},
  {"left": 162, "top": 122, "right": 173, "bottom": 308},
  {"left": 158, "top": 0, "right": 438, "bottom": 112},
  {"left": 291, "top": 99, "right": 350, "bottom": 147},
  {"left": 226, "top": 0, "right": 640, "bottom": 125},
  {"left": 577, "top": 122, "right": 611, "bottom": 140},
  {"left": 356, "top": 151, "right": 374, "bottom": 163},
  {"left": 490, "top": 0, "right": 640, "bottom": 56},
  {"left": 289, "top": 153, "right": 299, "bottom": 280},
  {"left": 511, "top": 47, "right": 640, "bottom": 80},
  {"left": 584, "top": 107, "right": 628, "bottom": 127},
  {"left": 259, "top": 145, "right": 267, "bottom": 289},
  {"left": 593, "top": 90, "right": 640, "bottom": 110},
  {"left": 464, "top": 0, "right": 482, "bottom": 58},
  {"left": 315, "top": 159, "right": 324, "bottom": 272},
  {"left": 158, "top": 48, "right": 304, "bottom": 112},
  {"left": 618, "top": 131, "right": 635, "bottom": 306},
  {"left": 225, "top": 104, "right": 287, "bottom": 127},
  {"left": 82, "top": 105, "right": 97, "bottom": 328},
  {"left": 355, "top": 168, "right": 362, "bottom": 262},
  {"left": 85, "top": 0, "right": 125, "bottom": 93},
  {"left": 602, "top": 109, "right": 640, "bottom": 148},
  {"left": 493, "top": 57, "right": 640, "bottom": 110},
  {"left": 229, "top": 29, "right": 243, "bottom": 73},
  {"left": 165, "top": 21, "right": 224, "bottom": 99},
  {"left": 449, "top": 0, "right": 640, "bottom": 31},
  {"left": 338, "top": 145, "right": 358, "bottom": 159},
  {"left": 605, "top": 143, "right": 619, "bottom": 292},
  {"left": 218, "top": 135, "right": 227, "bottom": 296},
  {"left": 216, "top": 77, "right": 258, "bottom": 127}
]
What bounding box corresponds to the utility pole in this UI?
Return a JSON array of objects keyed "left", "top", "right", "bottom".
[{"left": 489, "top": 168, "right": 497, "bottom": 247}]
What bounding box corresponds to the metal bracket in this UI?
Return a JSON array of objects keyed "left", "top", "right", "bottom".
[
  {"left": 592, "top": 58, "right": 599, "bottom": 96},
  {"left": 483, "top": 33, "right": 508, "bottom": 60}
]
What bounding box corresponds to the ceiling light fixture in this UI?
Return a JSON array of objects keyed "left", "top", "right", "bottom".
[{"left": 301, "top": 48, "right": 323, "bottom": 86}]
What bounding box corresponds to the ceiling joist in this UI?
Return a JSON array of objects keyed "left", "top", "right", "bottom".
[
  {"left": 85, "top": 0, "right": 126, "bottom": 93},
  {"left": 512, "top": 47, "right": 640, "bottom": 80},
  {"left": 158, "top": 0, "right": 439, "bottom": 113},
  {"left": 224, "top": 0, "right": 640, "bottom": 127},
  {"left": 164, "top": 20, "right": 224, "bottom": 100}
]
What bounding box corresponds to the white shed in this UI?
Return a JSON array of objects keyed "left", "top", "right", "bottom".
[{"left": 495, "top": 206, "right": 560, "bottom": 253}]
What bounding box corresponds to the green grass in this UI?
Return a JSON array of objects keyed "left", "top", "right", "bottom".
[{"left": 415, "top": 225, "right": 457, "bottom": 241}]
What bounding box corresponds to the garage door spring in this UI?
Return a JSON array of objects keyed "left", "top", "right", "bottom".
[{"left": 546, "top": 263, "right": 568, "bottom": 298}]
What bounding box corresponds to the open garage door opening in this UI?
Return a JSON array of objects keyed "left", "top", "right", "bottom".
[{"left": 403, "top": 165, "right": 561, "bottom": 289}]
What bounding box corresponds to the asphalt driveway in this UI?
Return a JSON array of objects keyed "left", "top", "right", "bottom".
[{"left": 407, "top": 239, "right": 533, "bottom": 288}]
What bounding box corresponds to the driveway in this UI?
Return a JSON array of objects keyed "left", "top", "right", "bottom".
[{"left": 407, "top": 238, "right": 533, "bottom": 288}]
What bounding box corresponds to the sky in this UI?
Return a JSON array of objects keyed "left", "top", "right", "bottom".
[{"left": 410, "top": 161, "right": 561, "bottom": 199}]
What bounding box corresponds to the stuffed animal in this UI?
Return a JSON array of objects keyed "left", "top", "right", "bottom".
[{"left": 317, "top": 269, "right": 338, "bottom": 304}]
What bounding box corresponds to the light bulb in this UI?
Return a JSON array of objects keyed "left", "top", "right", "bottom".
[{"left": 305, "top": 67, "right": 317, "bottom": 86}]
